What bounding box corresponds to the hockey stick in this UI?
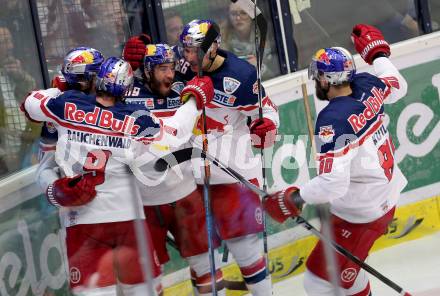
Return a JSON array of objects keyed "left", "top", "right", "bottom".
[
  {"left": 301, "top": 81, "right": 342, "bottom": 294},
  {"left": 230, "top": 0, "right": 270, "bottom": 273},
  {"left": 197, "top": 22, "right": 221, "bottom": 295},
  {"left": 295, "top": 217, "right": 412, "bottom": 296},
  {"left": 154, "top": 148, "right": 413, "bottom": 295},
  {"left": 222, "top": 243, "right": 229, "bottom": 263},
  {"left": 128, "top": 175, "right": 157, "bottom": 295}
]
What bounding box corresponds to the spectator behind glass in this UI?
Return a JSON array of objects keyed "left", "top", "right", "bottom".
[
  {"left": 0, "top": 27, "right": 38, "bottom": 177},
  {"left": 68, "top": 0, "right": 128, "bottom": 58},
  {"left": 164, "top": 10, "right": 184, "bottom": 46},
  {"left": 221, "top": 1, "right": 280, "bottom": 80}
]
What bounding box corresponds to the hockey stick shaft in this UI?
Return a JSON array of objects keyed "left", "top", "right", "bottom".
[
  {"left": 197, "top": 22, "right": 221, "bottom": 295},
  {"left": 129, "top": 177, "right": 157, "bottom": 295},
  {"left": 301, "top": 83, "right": 341, "bottom": 294},
  {"left": 156, "top": 148, "right": 411, "bottom": 295},
  {"left": 232, "top": 0, "right": 269, "bottom": 271}
]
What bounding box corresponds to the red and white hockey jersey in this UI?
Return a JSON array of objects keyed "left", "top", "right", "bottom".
[
  {"left": 191, "top": 49, "right": 279, "bottom": 184},
  {"left": 300, "top": 57, "right": 408, "bottom": 223},
  {"left": 24, "top": 88, "right": 199, "bottom": 226}
]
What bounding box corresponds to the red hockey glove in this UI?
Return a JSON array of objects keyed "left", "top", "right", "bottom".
[
  {"left": 351, "top": 24, "right": 390, "bottom": 65},
  {"left": 180, "top": 76, "right": 215, "bottom": 110},
  {"left": 46, "top": 172, "right": 102, "bottom": 207},
  {"left": 51, "top": 75, "right": 68, "bottom": 91},
  {"left": 249, "top": 118, "right": 277, "bottom": 148},
  {"left": 122, "top": 33, "right": 152, "bottom": 71},
  {"left": 263, "top": 186, "right": 304, "bottom": 223}
]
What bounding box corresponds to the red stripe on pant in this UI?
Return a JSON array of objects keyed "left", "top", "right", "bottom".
[
  {"left": 240, "top": 257, "right": 266, "bottom": 279},
  {"left": 350, "top": 281, "right": 371, "bottom": 296}
]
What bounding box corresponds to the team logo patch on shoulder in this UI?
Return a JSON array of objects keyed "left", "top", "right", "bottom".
[
  {"left": 171, "top": 81, "right": 185, "bottom": 94},
  {"left": 223, "top": 77, "right": 241, "bottom": 94},
  {"left": 145, "top": 98, "right": 154, "bottom": 108},
  {"left": 46, "top": 122, "right": 57, "bottom": 133},
  {"left": 319, "top": 125, "right": 335, "bottom": 143}
]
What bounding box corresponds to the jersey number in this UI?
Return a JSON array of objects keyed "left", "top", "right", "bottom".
[
  {"left": 83, "top": 149, "right": 112, "bottom": 185},
  {"left": 319, "top": 157, "right": 333, "bottom": 175},
  {"left": 179, "top": 60, "right": 189, "bottom": 74},
  {"left": 377, "top": 138, "right": 395, "bottom": 181},
  {"left": 126, "top": 87, "right": 140, "bottom": 97}
]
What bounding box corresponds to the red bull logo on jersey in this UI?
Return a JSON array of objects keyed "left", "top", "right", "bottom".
[
  {"left": 193, "top": 115, "right": 228, "bottom": 135},
  {"left": 319, "top": 125, "right": 335, "bottom": 143},
  {"left": 64, "top": 103, "right": 140, "bottom": 135},
  {"left": 348, "top": 86, "right": 386, "bottom": 133}
]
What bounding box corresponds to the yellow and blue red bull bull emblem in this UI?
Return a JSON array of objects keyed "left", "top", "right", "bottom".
[
  {"left": 145, "top": 44, "right": 157, "bottom": 57},
  {"left": 70, "top": 51, "right": 95, "bottom": 64},
  {"left": 314, "top": 48, "right": 331, "bottom": 65}
]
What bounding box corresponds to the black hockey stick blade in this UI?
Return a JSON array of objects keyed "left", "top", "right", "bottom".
[
  {"left": 154, "top": 147, "right": 194, "bottom": 172},
  {"left": 223, "top": 279, "right": 248, "bottom": 291},
  {"left": 154, "top": 147, "right": 268, "bottom": 198},
  {"left": 255, "top": 12, "right": 267, "bottom": 61},
  {"left": 222, "top": 244, "right": 229, "bottom": 262}
]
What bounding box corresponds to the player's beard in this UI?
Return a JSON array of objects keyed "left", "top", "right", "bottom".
[
  {"left": 315, "top": 80, "right": 330, "bottom": 101},
  {"left": 150, "top": 75, "right": 172, "bottom": 98}
]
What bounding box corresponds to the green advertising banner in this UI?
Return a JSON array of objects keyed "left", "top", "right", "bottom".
[{"left": 387, "top": 60, "right": 440, "bottom": 191}]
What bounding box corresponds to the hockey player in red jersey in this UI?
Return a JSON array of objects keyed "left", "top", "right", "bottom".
[
  {"left": 36, "top": 47, "right": 104, "bottom": 193},
  {"left": 23, "top": 54, "right": 214, "bottom": 296},
  {"left": 263, "top": 24, "right": 408, "bottom": 296},
  {"left": 179, "top": 19, "right": 279, "bottom": 295},
  {"left": 124, "top": 43, "right": 229, "bottom": 295}
]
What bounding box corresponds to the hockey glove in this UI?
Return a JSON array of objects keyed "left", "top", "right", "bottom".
[
  {"left": 46, "top": 172, "right": 101, "bottom": 207},
  {"left": 249, "top": 118, "right": 277, "bottom": 148},
  {"left": 351, "top": 24, "right": 390, "bottom": 65},
  {"left": 51, "top": 75, "right": 68, "bottom": 91},
  {"left": 263, "top": 186, "right": 304, "bottom": 223},
  {"left": 180, "top": 76, "right": 215, "bottom": 110},
  {"left": 122, "top": 34, "right": 152, "bottom": 71}
]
